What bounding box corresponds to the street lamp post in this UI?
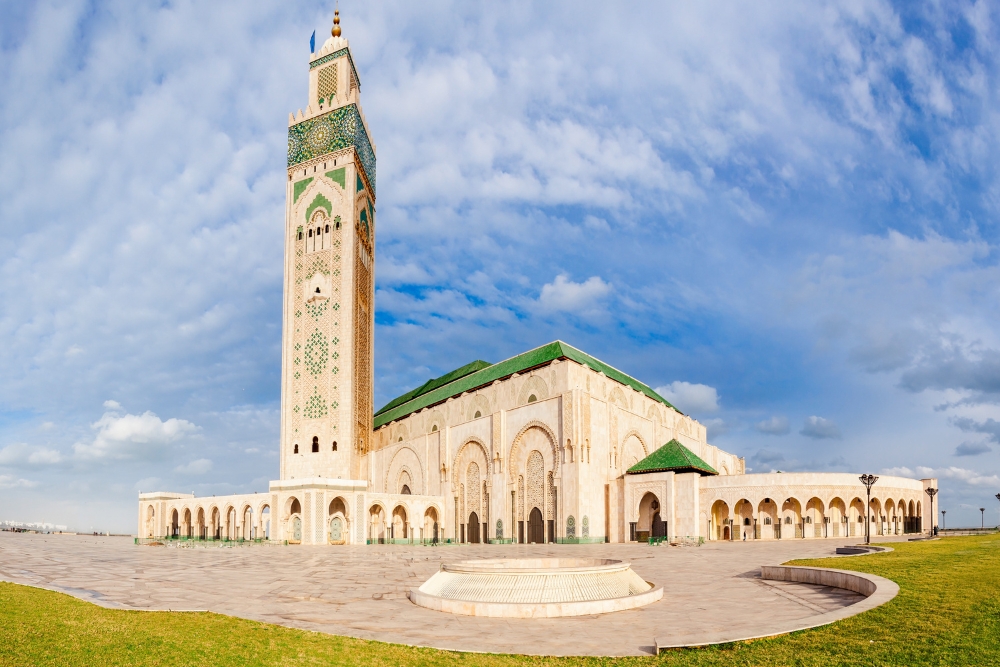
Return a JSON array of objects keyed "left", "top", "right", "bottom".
[
  {"left": 982, "top": 508, "right": 986, "bottom": 529},
  {"left": 926, "top": 487, "right": 938, "bottom": 536},
  {"left": 995, "top": 493, "right": 1000, "bottom": 529},
  {"left": 860, "top": 474, "right": 878, "bottom": 545},
  {"left": 941, "top": 510, "right": 946, "bottom": 530}
]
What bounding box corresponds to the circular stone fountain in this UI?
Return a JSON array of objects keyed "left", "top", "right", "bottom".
[{"left": 409, "top": 558, "right": 662, "bottom": 618}]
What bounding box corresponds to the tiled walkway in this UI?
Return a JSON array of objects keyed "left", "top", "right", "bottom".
[{"left": 0, "top": 532, "right": 898, "bottom": 656}]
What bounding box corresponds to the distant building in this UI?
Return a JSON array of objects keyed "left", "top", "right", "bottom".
[{"left": 139, "top": 14, "right": 935, "bottom": 545}]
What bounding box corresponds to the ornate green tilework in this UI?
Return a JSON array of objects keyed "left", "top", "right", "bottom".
[
  {"left": 309, "top": 47, "right": 361, "bottom": 90},
  {"left": 305, "top": 193, "right": 332, "bottom": 223},
  {"left": 325, "top": 168, "right": 346, "bottom": 189},
  {"left": 356, "top": 174, "right": 364, "bottom": 192},
  {"left": 304, "top": 388, "right": 328, "bottom": 419},
  {"left": 307, "top": 256, "right": 330, "bottom": 278},
  {"left": 288, "top": 104, "right": 376, "bottom": 195},
  {"left": 293, "top": 177, "right": 313, "bottom": 202},
  {"left": 306, "top": 300, "right": 328, "bottom": 320},
  {"left": 304, "top": 331, "right": 329, "bottom": 377}
]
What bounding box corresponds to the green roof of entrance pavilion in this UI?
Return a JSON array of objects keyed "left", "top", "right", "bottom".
[
  {"left": 626, "top": 439, "right": 718, "bottom": 476},
  {"left": 373, "top": 341, "right": 680, "bottom": 430}
]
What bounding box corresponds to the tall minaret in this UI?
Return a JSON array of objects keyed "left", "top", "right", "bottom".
[{"left": 280, "top": 10, "right": 376, "bottom": 482}]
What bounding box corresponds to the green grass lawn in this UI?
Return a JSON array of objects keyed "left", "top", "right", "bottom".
[{"left": 2, "top": 535, "right": 998, "bottom": 666}]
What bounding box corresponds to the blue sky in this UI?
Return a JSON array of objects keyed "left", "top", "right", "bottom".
[{"left": 2, "top": 0, "right": 1000, "bottom": 532}]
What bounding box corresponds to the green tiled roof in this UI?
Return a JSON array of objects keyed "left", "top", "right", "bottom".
[
  {"left": 373, "top": 341, "right": 680, "bottom": 430},
  {"left": 375, "top": 360, "right": 491, "bottom": 418},
  {"left": 626, "top": 439, "right": 718, "bottom": 476}
]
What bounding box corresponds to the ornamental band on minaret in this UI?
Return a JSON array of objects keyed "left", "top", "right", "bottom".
[{"left": 138, "top": 12, "right": 938, "bottom": 548}]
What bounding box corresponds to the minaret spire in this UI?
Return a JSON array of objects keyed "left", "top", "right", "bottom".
[{"left": 332, "top": 7, "right": 342, "bottom": 38}]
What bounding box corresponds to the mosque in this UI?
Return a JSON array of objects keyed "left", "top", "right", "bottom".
[{"left": 138, "top": 14, "right": 936, "bottom": 546}]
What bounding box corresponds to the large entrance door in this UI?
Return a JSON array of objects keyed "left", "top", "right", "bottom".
[
  {"left": 292, "top": 516, "right": 302, "bottom": 542},
  {"left": 468, "top": 512, "right": 480, "bottom": 543},
  {"left": 652, "top": 512, "right": 666, "bottom": 538},
  {"left": 528, "top": 508, "right": 544, "bottom": 544},
  {"left": 329, "top": 516, "right": 343, "bottom": 542}
]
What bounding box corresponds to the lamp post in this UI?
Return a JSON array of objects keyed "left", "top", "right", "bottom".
[
  {"left": 995, "top": 493, "right": 1000, "bottom": 529},
  {"left": 941, "top": 510, "right": 946, "bottom": 530},
  {"left": 926, "top": 487, "right": 938, "bottom": 536},
  {"left": 860, "top": 474, "right": 878, "bottom": 545},
  {"left": 982, "top": 508, "right": 986, "bottom": 529}
]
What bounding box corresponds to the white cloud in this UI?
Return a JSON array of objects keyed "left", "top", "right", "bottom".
[
  {"left": 800, "top": 416, "right": 841, "bottom": 439},
  {"left": 73, "top": 410, "right": 198, "bottom": 461},
  {"left": 755, "top": 416, "right": 790, "bottom": 435},
  {"left": 536, "top": 274, "right": 612, "bottom": 313},
  {"left": 103, "top": 400, "right": 123, "bottom": 411},
  {"left": 0, "top": 475, "right": 38, "bottom": 489},
  {"left": 656, "top": 381, "right": 720, "bottom": 414},
  {"left": 0, "top": 444, "right": 63, "bottom": 466},
  {"left": 174, "top": 458, "right": 213, "bottom": 475}
]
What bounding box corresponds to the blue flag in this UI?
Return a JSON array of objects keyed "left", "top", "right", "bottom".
[{"left": 310, "top": 30, "right": 316, "bottom": 53}]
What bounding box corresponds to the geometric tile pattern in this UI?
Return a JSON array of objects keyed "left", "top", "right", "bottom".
[{"left": 288, "top": 104, "right": 376, "bottom": 195}]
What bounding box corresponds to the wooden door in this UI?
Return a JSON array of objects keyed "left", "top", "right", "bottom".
[
  {"left": 468, "top": 512, "right": 480, "bottom": 543},
  {"left": 528, "top": 508, "right": 544, "bottom": 544}
]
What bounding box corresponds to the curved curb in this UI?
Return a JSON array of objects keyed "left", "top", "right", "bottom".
[
  {"left": 654, "top": 565, "right": 898, "bottom": 652},
  {"left": 409, "top": 582, "right": 663, "bottom": 618}
]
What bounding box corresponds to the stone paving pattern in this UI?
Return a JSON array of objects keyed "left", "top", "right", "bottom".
[{"left": 0, "top": 532, "right": 904, "bottom": 656}]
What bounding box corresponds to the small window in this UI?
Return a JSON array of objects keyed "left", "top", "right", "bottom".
[
  {"left": 325, "top": 224, "right": 330, "bottom": 233},
  {"left": 474, "top": 411, "right": 481, "bottom": 418},
  {"left": 335, "top": 221, "right": 341, "bottom": 229},
  {"left": 308, "top": 229, "right": 313, "bottom": 237},
  {"left": 316, "top": 227, "right": 321, "bottom": 235},
  {"left": 431, "top": 425, "right": 438, "bottom": 432},
  {"left": 397, "top": 436, "right": 402, "bottom": 442},
  {"left": 315, "top": 287, "right": 321, "bottom": 293},
  {"left": 312, "top": 436, "right": 319, "bottom": 453},
  {"left": 297, "top": 231, "right": 303, "bottom": 240},
  {"left": 784, "top": 516, "right": 792, "bottom": 524},
  {"left": 764, "top": 517, "right": 771, "bottom": 525},
  {"left": 293, "top": 444, "right": 299, "bottom": 453},
  {"left": 527, "top": 394, "right": 537, "bottom": 403},
  {"left": 401, "top": 485, "right": 411, "bottom": 495},
  {"left": 743, "top": 518, "right": 750, "bottom": 525},
  {"left": 332, "top": 441, "right": 337, "bottom": 451}
]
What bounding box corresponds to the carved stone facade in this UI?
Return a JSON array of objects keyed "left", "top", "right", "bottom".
[{"left": 137, "top": 23, "right": 939, "bottom": 547}]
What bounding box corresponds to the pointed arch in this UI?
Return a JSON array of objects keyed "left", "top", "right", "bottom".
[
  {"left": 507, "top": 420, "right": 559, "bottom": 483},
  {"left": 452, "top": 437, "right": 490, "bottom": 491}
]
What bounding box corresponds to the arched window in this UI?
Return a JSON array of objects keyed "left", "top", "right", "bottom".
[
  {"left": 331, "top": 441, "right": 338, "bottom": 451},
  {"left": 325, "top": 224, "right": 330, "bottom": 233},
  {"left": 474, "top": 411, "right": 482, "bottom": 418},
  {"left": 431, "top": 424, "right": 438, "bottom": 432},
  {"left": 527, "top": 394, "right": 537, "bottom": 403},
  {"left": 312, "top": 436, "right": 319, "bottom": 453},
  {"left": 290, "top": 498, "right": 301, "bottom": 514},
  {"left": 293, "top": 444, "right": 299, "bottom": 454},
  {"left": 401, "top": 485, "right": 411, "bottom": 495},
  {"left": 308, "top": 229, "right": 313, "bottom": 237},
  {"left": 298, "top": 231, "right": 303, "bottom": 240}
]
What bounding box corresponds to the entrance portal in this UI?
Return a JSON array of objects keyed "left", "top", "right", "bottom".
[
  {"left": 292, "top": 516, "right": 302, "bottom": 542},
  {"left": 528, "top": 507, "right": 544, "bottom": 544},
  {"left": 330, "top": 516, "right": 343, "bottom": 542},
  {"left": 468, "top": 512, "right": 480, "bottom": 543}
]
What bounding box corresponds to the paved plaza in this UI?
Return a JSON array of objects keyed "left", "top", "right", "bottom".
[{"left": 0, "top": 532, "right": 901, "bottom": 656}]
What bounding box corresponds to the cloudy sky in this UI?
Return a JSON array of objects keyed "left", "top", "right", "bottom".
[{"left": 2, "top": 0, "right": 1000, "bottom": 531}]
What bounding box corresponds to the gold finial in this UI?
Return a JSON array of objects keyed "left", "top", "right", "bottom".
[{"left": 332, "top": 8, "right": 341, "bottom": 38}]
